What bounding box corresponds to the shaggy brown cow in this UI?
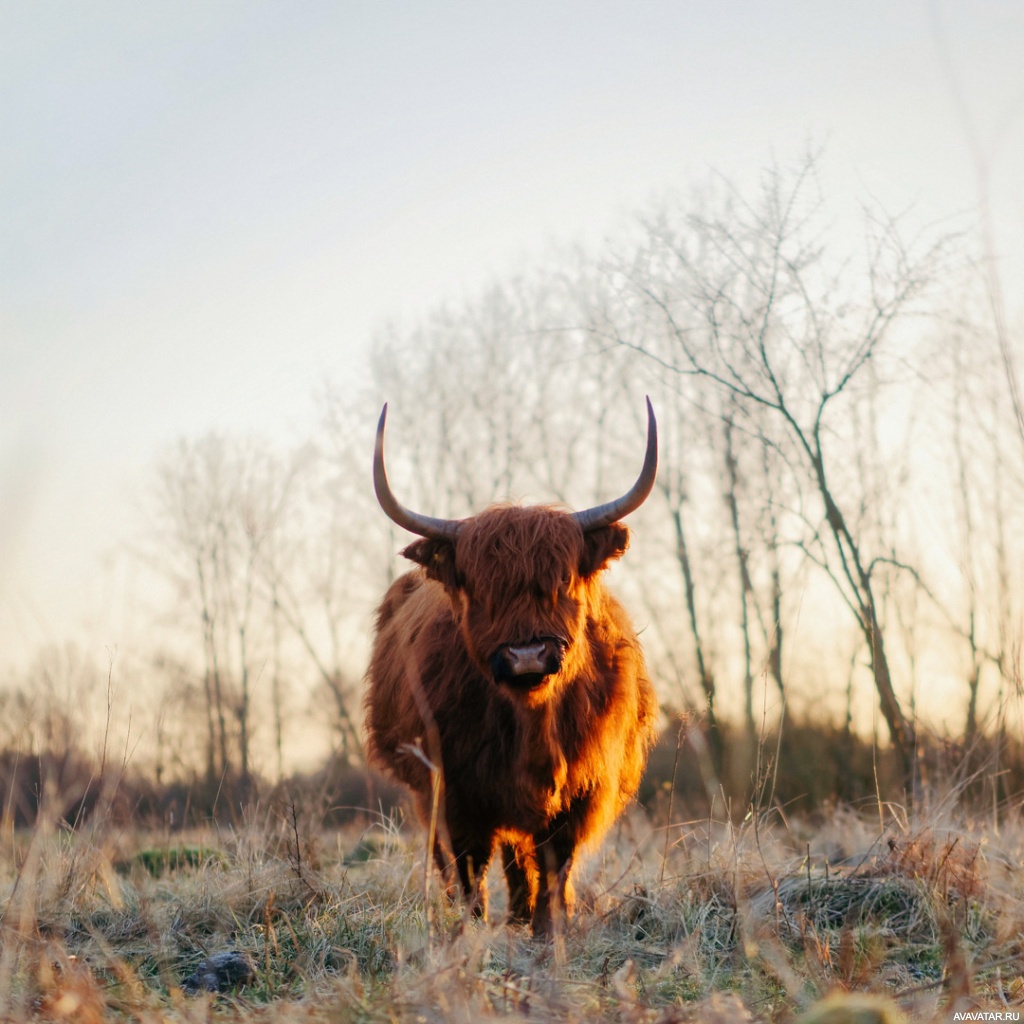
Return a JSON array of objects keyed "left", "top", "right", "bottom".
[{"left": 364, "top": 401, "right": 658, "bottom": 935}]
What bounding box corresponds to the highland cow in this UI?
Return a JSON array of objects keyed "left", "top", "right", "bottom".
[{"left": 364, "top": 401, "right": 658, "bottom": 935}]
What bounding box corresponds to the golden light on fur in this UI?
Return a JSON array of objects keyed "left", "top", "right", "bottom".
[{"left": 365, "top": 408, "right": 658, "bottom": 936}]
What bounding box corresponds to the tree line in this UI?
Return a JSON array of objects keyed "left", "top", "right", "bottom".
[{"left": 4, "top": 153, "right": 1022, "bottom": 814}]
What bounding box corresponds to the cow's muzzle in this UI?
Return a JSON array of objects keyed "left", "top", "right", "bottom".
[{"left": 490, "top": 636, "right": 567, "bottom": 690}]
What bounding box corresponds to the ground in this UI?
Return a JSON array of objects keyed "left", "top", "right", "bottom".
[{"left": 2, "top": 798, "right": 1022, "bottom": 1022}]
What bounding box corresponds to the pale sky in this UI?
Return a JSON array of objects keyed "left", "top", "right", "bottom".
[{"left": 2, "top": 1, "right": 1023, "bottom": 674}]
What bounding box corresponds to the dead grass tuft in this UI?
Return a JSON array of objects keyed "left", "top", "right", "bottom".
[{"left": 2, "top": 804, "right": 1024, "bottom": 1021}]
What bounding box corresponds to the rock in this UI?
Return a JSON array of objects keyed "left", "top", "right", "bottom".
[{"left": 182, "top": 950, "right": 255, "bottom": 994}]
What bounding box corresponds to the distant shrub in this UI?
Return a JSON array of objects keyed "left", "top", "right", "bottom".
[
  {"left": 129, "top": 845, "right": 227, "bottom": 876},
  {"left": 1, "top": 717, "right": 1021, "bottom": 832}
]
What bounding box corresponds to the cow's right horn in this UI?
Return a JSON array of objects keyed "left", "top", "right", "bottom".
[
  {"left": 572, "top": 397, "right": 658, "bottom": 532},
  {"left": 373, "top": 404, "right": 464, "bottom": 540}
]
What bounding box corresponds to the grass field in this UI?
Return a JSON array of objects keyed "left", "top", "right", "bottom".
[{"left": 1, "top": 792, "right": 1022, "bottom": 1022}]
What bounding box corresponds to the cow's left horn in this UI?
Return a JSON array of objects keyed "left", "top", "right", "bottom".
[
  {"left": 573, "top": 397, "right": 658, "bottom": 532},
  {"left": 374, "top": 404, "right": 464, "bottom": 540}
]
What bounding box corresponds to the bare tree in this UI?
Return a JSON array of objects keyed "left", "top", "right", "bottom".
[
  {"left": 151, "top": 435, "right": 306, "bottom": 797},
  {"left": 364, "top": 277, "right": 632, "bottom": 525},
  {"left": 276, "top": 388, "right": 395, "bottom": 761},
  {"left": 153, "top": 437, "right": 232, "bottom": 781},
  {"left": 926, "top": 312, "right": 1024, "bottom": 755},
  {"left": 598, "top": 155, "right": 950, "bottom": 784},
  {"left": 644, "top": 384, "right": 723, "bottom": 766},
  {"left": 721, "top": 402, "right": 756, "bottom": 744}
]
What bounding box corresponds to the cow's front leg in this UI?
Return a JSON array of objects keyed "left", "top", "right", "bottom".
[
  {"left": 501, "top": 841, "right": 537, "bottom": 924},
  {"left": 531, "top": 821, "right": 576, "bottom": 937},
  {"left": 453, "top": 843, "right": 493, "bottom": 921}
]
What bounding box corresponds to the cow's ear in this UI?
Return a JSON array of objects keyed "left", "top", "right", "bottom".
[
  {"left": 402, "top": 538, "right": 461, "bottom": 590},
  {"left": 579, "top": 524, "right": 630, "bottom": 578}
]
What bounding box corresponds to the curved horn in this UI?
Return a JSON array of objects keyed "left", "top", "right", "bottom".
[
  {"left": 573, "top": 397, "right": 658, "bottom": 532},
  {"left": 373, "top": 404, "right": 464, "bottom": 540}
]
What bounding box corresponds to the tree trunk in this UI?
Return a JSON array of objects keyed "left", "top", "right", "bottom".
[
  {"left": 670, "top": 504, "right": 722, "bottom": 774},
  {"left": 723, "top": 416, "right": 755, "bottom": 744},
  {"left": 862, "top": 600, "right": 916, "bottom": 788}
]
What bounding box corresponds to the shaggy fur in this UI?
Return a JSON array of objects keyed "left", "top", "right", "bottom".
[{"left": 365, "top": 504, "right": 657, "bottom": 935}]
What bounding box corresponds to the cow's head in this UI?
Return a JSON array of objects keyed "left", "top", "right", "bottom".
[{"left": 373, "top": 401, "right": 657, "bottom": 700}]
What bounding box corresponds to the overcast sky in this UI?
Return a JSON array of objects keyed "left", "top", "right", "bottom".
[{"left": 2, "top": 1, "right": 1023, "bottom": 673}]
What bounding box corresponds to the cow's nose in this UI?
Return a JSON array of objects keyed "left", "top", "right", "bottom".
[
  {"left": 491, "top": 637, "right": 565, "bottom": 688},
  {"left": 505, "top": 642, "right": 551, "bottom": 675}
]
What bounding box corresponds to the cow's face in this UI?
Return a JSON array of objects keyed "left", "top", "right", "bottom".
[{"left": 403, "top": 506, "right": 629, "bottom": 700}]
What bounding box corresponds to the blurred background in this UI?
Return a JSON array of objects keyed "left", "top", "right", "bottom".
[{"left": 2, "top": 1, "right": 1023, "bottom": 821}]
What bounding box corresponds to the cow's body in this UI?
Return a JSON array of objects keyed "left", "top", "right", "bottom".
[{"left": 364, "top": 405, "right": 659, "bottom": 935}]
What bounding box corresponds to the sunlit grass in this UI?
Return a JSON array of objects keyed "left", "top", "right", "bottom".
[{"left": 3, "top": 791, "right": 1024, "bottom": 1022}]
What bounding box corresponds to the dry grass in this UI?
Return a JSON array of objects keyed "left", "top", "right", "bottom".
[{"left": 2, "top": 796, "right": 1023, "bottom": 1022}]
